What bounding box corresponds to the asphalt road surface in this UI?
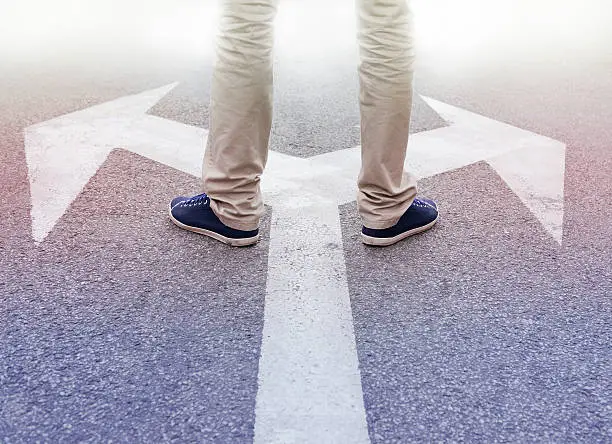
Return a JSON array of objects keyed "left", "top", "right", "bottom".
[{"left": 1, "top": 0, "right": 611, "bottom": 442}]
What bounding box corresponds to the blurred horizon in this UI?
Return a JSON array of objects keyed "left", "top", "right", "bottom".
[{"left": 1, "top": 0, "right": 610, "bottom": 67}]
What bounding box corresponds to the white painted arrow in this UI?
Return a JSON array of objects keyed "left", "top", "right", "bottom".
[
  {"left": 25, "top": 82, "right": 201, "bottom": 243},
  {"left": 24, "top": 82, "right": 566, "bottom": 443},
  {"left": 25, "top": 82, "right": 565, "bottom": 244}
]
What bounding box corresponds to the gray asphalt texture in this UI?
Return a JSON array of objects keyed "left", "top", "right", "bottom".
[
  {"left": 1, "top": 2, "right": 611, "bottom": 442},
  {"left": 341, "top": 162, "right": 611, "bottom": 442},
  {"left": 2, "top": 151, "right": 271, "bottom": 442},
  {"left": 149, "top": 55, "right": 447, "bottom": 157}
]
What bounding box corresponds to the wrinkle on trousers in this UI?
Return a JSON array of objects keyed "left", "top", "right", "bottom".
[{"left": 202, "top": 0, "right": 417, "bottom": 231}]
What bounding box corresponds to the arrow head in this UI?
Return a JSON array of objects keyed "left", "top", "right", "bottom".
[
  {"left": 421, "top": 97, "right": 566, "bottom": 245},
  {"left": 25, "top": 83, "right": 178, "bottom": 243}
]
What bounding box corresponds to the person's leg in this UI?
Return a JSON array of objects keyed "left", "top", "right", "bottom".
[
  {"left": 202, "top": 0, "right": 279, "bottom": 231},
  {"left": 355, "top": 0, "right": 418, "bottom": 230}
]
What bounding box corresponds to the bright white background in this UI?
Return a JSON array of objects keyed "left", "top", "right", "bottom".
[{"left": 1, "top": 0, "right": 610, "bottom": 65}]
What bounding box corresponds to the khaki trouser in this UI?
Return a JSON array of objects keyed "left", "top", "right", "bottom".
[{"left": 202, "top": 0, "right": 418, "bottom": 231}]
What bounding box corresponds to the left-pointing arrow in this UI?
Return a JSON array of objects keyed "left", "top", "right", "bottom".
[{"left": 24, "top": 83, "right": 187, "bottom": 243}]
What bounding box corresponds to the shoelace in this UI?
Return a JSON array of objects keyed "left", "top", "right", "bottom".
[
  {"left": 412, "top": 198, "right": 436, "bottom": 210},
  {"left": 183, "top": 193, "right": 210, "bottom": 207}
]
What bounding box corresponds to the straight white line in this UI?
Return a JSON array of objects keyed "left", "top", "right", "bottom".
[{"left": 254, "top": 201, "right": 370, "bottom": 444}]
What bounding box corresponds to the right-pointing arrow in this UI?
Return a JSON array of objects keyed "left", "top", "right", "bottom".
[
  {"left": 421, "top": 97, "right": 566, "bottom": 244},
  {"left": 299, "top": 97, "right": 566, "bottom": 245}
]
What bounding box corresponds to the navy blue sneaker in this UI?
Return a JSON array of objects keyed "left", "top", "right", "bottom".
[
  {"left": 169, "top": 193, "right": 260, "bottom": 246},
  {"left": 361, "top": 198, "right": 439, "bottom": 246}
]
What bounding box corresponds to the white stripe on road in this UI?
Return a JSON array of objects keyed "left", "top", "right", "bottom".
[{"left": 254, "top": 199, "right": 370, "bottom": 444}]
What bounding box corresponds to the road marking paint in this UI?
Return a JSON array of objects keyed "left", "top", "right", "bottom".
[
  {"left": 254, "top": 200, "right": 369, "bottom": 443},
  {"left": 25, "top": 82, "right": 566, "bottom": 245}
]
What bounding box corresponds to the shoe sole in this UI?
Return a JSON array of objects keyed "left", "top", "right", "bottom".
[
  {"left": 168, "top": 207, "right": 260, "bottom": 247},
  {"left": 361, "top": 215, "right": 439, "bottom": 247}
]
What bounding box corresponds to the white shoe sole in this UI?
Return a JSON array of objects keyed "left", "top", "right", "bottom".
[
  {"left": 361, "top": 215, "right": 439, "bottom": 247},
  {"left": 168, "top": 207, "right": 260, "bottom": 247}
]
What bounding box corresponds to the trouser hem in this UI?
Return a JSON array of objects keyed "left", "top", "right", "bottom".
[
  {"left": 210, "top": 202, "right": 260, "bottom": 232},
  {"left": 361, "top": 216, "right": 403, "bottom": 230}
]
